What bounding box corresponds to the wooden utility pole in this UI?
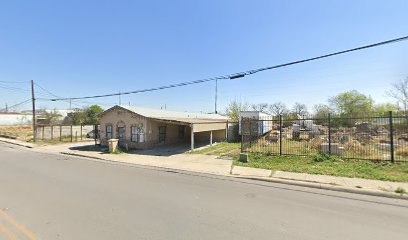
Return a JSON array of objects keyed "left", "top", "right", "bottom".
[
  {"left": 31, "top": 80, "right": 36, "bottom": 142},
  {"left": 214, "top": 79, "right": 218, "bottom": 114}
]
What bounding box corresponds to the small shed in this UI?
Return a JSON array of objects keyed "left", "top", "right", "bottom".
[
  {"left": 99, "top": 105, "right": 229, "bottom": 150},
  {"left": 238, "top": 111, "right": 273, "bottom": 136}
]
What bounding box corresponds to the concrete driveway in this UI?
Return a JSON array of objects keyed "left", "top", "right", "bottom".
[{"left": 36, "top": 142, "right": 233, "bottom": 176}]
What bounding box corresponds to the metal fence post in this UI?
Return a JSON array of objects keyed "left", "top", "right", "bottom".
[
  {"left": 80, "top": 125, "right": 83, "bottom": 140},
  {"left": 94, "top": 124, "right": 98, "bottom": 146},
  {"left": 240, "top": 120, "right": 243, "bottom": 153},
  {"left": 59, "top": 125, "right": 62, "bottom": 141},
  {"left": 328, "top": 113, "right": 332, "bottom": 155},
  {"left": 279, "top": 115, "right": 283, "bottom": 157},
  {"left": 70, "top": 125, "right": 73, "bottom": 142},
  {"left": 389, "top": 111, "right": 395, "bottom": 163},
  {"left": 51, "top": 125, "right": 53, "bottom": 140}
]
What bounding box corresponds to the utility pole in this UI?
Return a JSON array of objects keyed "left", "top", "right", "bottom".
[
  {"left": 31, "top": 80, "right": 36, "bottom": 142},
  {"left": 119, "top": 91, "right": 122, "bottom": 105},
  {"left": 214, "top": 79, "right": 218, "bottom": 114},
  {"left": 5, "top": 103, "right": 8, "bottom": 112},
  {"left": 69, "top": 97, "right": 72, "bottom": 111}
]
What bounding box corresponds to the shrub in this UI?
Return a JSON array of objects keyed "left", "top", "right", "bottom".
[
  {"left": 313, "top": 153, "right": 339, "bottom": 162},
  {"left": 395, "top": 187, "right": 407, "bottom": 195}
]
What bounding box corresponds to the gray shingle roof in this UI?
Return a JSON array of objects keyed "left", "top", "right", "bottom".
[{"left": 117, "top": 105, "right": 228, "bottom": 122}]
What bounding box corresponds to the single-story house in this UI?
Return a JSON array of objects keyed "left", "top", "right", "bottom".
[{"left": 99, "top": 105, "right": 229, "bottom": 150}]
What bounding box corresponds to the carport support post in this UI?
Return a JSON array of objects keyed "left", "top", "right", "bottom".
[
  {"left": 190, "top": 124, "right": 194, "bottom": 151},
  {"left": 210, "top": 131, "right": 213, "bottom": 146}
]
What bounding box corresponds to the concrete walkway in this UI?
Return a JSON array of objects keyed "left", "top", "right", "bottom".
[{"left": 1, "top": 137, "right": 407, "bottom": 198}]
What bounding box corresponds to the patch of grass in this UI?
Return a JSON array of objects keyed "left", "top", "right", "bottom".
[
  {"left": 395, "top": 187, "right": 407, "bottom": 195},
  {"left": 191, "top": 142, "right": 241, "bottom": 158},
  {"left": 313, "top": 153, "right": 339, "bottom": 162},
  {"left": 111, "top": 147, "right": 127, "bottom": 154},
  {"left": 355, "top": 185, "right": 362, "bottom": 188},
  {"left": 234, "top": 153, "right": 408, "bottom": 182}
]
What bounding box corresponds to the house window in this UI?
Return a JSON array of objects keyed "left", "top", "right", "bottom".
[
  {"left": 131, "top": 126, "right": 138, "bottom": 142},
  {"left": 106, "top": 125, "right": 112, "bottom": 139},
  {"left": 131, "top": 126, "right": 145, "bottom": 143},
  {"left": 178, "top": 125, "right": 185, "bottom": 139},
  {"left": 159, "top": 126, "right": 166, "bottom": 143}
]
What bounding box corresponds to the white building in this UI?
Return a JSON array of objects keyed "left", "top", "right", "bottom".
[
  {"left": 0, "top": 112, "right": 32, "bottom": 125},
  {"left": 238, "top": 111, "right": 273, "bottom": 136}
]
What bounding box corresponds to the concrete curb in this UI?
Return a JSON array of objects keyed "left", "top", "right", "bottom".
[
  {"left": 61, "top": 151, "right": 408, "bottom": 201},
  {"left": 236, "top": 176, "right": 408, "bottom": 200},
  {"left": 0, "top": 138, "right": 33, "bottom": 148}
]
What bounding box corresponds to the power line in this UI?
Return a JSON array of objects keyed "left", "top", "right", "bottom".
[
  {"left": 34, "top": 83, "right": 85, "bottom": 108},
  {"left": 34, "top": 82, "right": 115, "bottom": 107},
  {"left": 0, "top": 80, "right": 29, "bottom": 83},
  {"left": 0, "top": 83, "right": 31, "bottom": 93},
  {"left": 0, "top": 99, "right": 31, "bottom": 112},
  {"left": 39, "top": 35, "right": 408, "bottom": 101}
]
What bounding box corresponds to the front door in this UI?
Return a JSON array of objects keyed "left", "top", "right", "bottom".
[{"left": 117, "top": 127, "right": 125, "bottom": 147}]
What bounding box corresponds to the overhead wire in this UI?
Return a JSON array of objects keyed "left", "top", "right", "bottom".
[
  {"left": 0, "top": 99, "right": 32, "bottom": 112},
  {"left": 44, "top": 35, "right": 408, "bottom": 102}
]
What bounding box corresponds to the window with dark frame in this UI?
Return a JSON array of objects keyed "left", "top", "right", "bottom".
[
  {"left": 131, "top": 126, "right": 138, "bottom": 142},
  {"left": 106, "top": 125, "right": 112, "bottom": 139}
]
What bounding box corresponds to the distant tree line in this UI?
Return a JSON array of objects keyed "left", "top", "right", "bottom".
[
  {"left": 225, "top": 77, "right": 408, "bottom": 122},
  {"left": 41, "top": 105, "right": 104, "bottom": 125}
]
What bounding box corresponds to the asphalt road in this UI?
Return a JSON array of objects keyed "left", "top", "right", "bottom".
[{"left": 0, "top": 142, "right": 408, "bottom": 240}]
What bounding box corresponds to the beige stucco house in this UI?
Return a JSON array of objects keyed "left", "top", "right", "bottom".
[{"left": 99, "top": 105, "right": 229, "bottom": 150}]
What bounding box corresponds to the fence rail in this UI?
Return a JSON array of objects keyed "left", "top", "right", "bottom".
[
  {"left": 241, "top": 111, "right": 408, "bottom": 162},
  {"left": 35, "top": 124, "right": 99, "bottom": 142}
]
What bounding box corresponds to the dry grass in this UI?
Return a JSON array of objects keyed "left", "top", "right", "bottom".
[
  {"left": 396, "top": 148, "right": 408, "bottom": 156},
  {"left": 308, "top": 137, "right": 324, "bottom": 150},
  {"left": 0, "top": 125, "right": 33, "bottom": 141},
  {"left": 343, "top": 140, "right": 369, "bottom": 154}
]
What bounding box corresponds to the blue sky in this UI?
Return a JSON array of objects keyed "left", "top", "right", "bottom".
[{"left": 0, "top": 0, "right": 407, "bottom": 113}]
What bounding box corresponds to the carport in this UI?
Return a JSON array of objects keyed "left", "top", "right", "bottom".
[
  {"left": 151, "top": 117, "right": 227, "bottom": 151},
  {"left": 188, "top": 120, "right": 227, "bottom": 150}
]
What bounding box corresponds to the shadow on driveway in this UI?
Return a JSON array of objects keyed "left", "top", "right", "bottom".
[{"left": 69, "top": 142, "right": 211, "bottom": 157}]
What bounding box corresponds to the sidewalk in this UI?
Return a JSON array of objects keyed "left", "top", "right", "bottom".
[
  {"left": 1, "top": 137, "right": 407, "bottom": 199},
  {"left": 0, "top": 137, "right": 35, "bottom": 148},
  {"left": 231, "top": 166, "right": 408, "bottom": 198}
]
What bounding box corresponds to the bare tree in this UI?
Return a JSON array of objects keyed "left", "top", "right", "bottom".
[
  {"left": 291, "top": 102, "right": 308, "bottom": 117},
  {"left": 251, "top": 103, "right": 269, "bottom": 113},
  {"left": 387, "top": 77, "right": 408, "bottom": 114},
  {"left": 225, "top": 100, "right": 249, "bottom": 121},
  {"left": 268, "top": 102, "right": 288, "bottom": 116}
]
